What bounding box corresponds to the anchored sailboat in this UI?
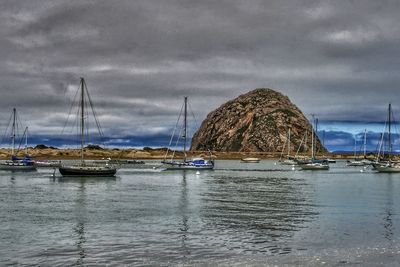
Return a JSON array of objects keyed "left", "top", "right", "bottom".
[
  {"left": 58, "top": 78, "right": 117, "bottom": 177},
  {"left": 300, "top": 116, "right": 329, "bottom": 170},
  {"left": 0, "top": 108, "right": 36, "bottom": 171},
  {"left": 347, "top": 129, "right": 370, "bottom": 166},
  {"left": 372, "top": 103, "right": 400, "bottom": 173},
  {"left": 280, "top": 128, "right": 296, "bottom": 165},
  {"left": 161, "top": 96, "right": 214, "bottom": 170}
]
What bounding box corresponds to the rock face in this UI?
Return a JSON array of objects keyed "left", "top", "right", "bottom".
[{"left": 191, "top": 88, "right": 326, "bottom": 153}]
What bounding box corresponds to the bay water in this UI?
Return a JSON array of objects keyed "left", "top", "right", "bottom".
[{"left": 1, "top": 160, "right": 400, "bottom": 266}]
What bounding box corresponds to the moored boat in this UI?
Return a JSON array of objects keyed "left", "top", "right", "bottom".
[
  {"left": 0, "top": 109, "right": 36, "bottom": 171},
  {"left": 241, "top": 157, "right": 260, "bottom": 163},
  {"left": 161, "top": 96, "right": 214, "bottom": 170},
  {"left": 374, "top": 104, "right": 399, "bottom": 173},
  {"left": 58, "top": 78, "right": 117, "bottom": 177},
  {"left": 300, "top": 116, "right": 329, "bottom": 171}
]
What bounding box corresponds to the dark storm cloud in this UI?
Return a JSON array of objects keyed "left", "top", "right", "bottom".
[{"left": 1, "top": 0, "right": 400, "bottom": 146}]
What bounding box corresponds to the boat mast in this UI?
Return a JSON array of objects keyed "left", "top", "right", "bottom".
[
  {"left": 388, "top": 103, "right": 392, "bottom": 157},
  {"left": 311, "top": 115, "right": 315, "bottom": 160},
  {"left": 287, "top": 128, "right": 291, "bottom": 157},
  {"left": 183, "top": 96, "right": 187, "bottom": 162},
  {"left": 363, "top": 129, "right": 367, "bottom": 159},
  {"left": 12, "top": 108, "right": 16, "bottom": 156},
  {"left": 80, "top": 78, "right": 85, "bottom": 165},
  {"left": 25, "top": 127, "right": 28, "bottom": 155},
  {"left": 353, "top": 137, "right": 357, "bottom": 160}
]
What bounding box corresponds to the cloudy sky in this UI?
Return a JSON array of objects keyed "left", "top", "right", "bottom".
[{"left": 1, "top": 0, "right": 400, "bottom": 151}]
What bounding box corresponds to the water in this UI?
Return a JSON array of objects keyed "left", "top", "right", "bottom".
[{"left": 1, "top": 160, "right": 400, "bottom": 266}]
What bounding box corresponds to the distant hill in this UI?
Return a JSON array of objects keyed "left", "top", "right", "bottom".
[{"left": 191, "top": 88, "right": 326, "bottom": 152}]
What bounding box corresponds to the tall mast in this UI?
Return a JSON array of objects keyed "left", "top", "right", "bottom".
[
  {"left": 388, "top": 103, "right": 392, "bottom": 156},
  {"left": 25, "top": 127, "right": 28, "bottom": 155},
  {"left": 353, "top": 137, "right": 357, "bottom": 160},
  {"left": 80, "top": 78, "right": 85, "bottom": 164},
  {"left": 287, "top": 128, "right": 290, "bottom": 156},
  {"left": 12, "top": 108, "right": 16, "bottom": 155},
  {"left": 183, "top": 96, "right": 187, "bottom": 162},
  {"left": 315, "top": 117, "right": 319, "bottom": 159},
  {"left": 363, "top": 129, "right": 367, "bottom": 159},
  {"left": 311, "top": 115, "right": 315, "bottom": 160}
]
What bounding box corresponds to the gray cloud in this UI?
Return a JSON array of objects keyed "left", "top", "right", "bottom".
[{"left": 1, "top": 0, "right": 400, "bottom": 145}]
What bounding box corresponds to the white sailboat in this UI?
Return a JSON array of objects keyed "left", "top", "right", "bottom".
[
  {"left": 0, "top": 109, "right": 36, "bottom": 171},
  {"left": 300, "top": 116, "right": 329, "bottom": 170},
  {"left": 347, "top": 129, "right": 371, "bottom": 166},
  {"left": 161, "top": 96, "right": 214, "bottom": 170},
  {"left": 58, "top": 78, "right": 117, "bottom": 177},
  {"left": 280, "top": 128, "right": 296, "bottom": 165},
  {"left": 372, "top": 104, "right": 400, "bottom": 173}
]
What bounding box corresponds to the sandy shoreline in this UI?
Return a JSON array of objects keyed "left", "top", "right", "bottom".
[{"left": 0, "top": 147, "right": 361, "bottom": 160}]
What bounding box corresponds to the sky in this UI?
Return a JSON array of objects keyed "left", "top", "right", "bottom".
[{"left": 1, "top": 0, "right": 400, "bottom": 151}]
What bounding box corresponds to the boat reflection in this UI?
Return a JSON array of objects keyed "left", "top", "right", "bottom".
[
  {"left": 73, "top": 179, "right": 88, "bottom": 266},
  {"left": 200, "top": 174, "right": 317, "bottom": 254},
  {"left": 178, "top": 171, "right": 190, "bottom": 257},
  {"left": 383, "top": 176, "right": 394, "bottom": 242}
]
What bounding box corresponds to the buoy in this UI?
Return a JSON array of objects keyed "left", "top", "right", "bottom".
[
  {"left": 292, "top": 166, "right": 295, "bottom": 171},
  {"left": 153, "top": 166, "right": 156, "bottom": 169},
  {"left": 196, "top": 171, "right": 200, "bottom": 175}
]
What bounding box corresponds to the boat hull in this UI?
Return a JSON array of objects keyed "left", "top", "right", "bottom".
[
  {"left": 372, "top": 163, "right": 400, "bottom": 173},
  {"left": 34, "top": 161, "right": 62, "bottom": 168},
  {"left": 280, "top": 160, "right": 296, "bottom": 165},
  {"left": 241, "top": 158, "right": 260, "bottom": 163},
  {"left": 59, "top": 166, "right": 117, "bottom": 177},
  {"left": 300, "top": 163, "right": 329, "bottom": 170},
  {"left": 162, "top": 161, "right": 214, "bottom": 170},
  {"left": 0, "top": 163, "right": 36, "bottom": 171}
]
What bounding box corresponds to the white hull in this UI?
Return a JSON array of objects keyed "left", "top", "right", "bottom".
[
  {"left": 280, "top": 159, "right": 296, "bottom": 165},
  {"left": 300, "top": 163, "right": 329, "bottom": 170},
  {"left": 241, "top": 158, "right": 260, "bottom": 163},
  {"left": 34, "top": 161, "right": 62, "bottom": 168},
  {"left": 373, "top": 163, "right": 400, "bottom": 173}
]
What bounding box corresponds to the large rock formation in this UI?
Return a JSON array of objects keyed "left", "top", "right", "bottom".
[{"left": 191, "top": 88, "right": 326, "bottom": 153}]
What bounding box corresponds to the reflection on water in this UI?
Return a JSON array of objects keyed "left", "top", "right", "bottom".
[
  {"left": 74, "top": 180, "right": 87, "bottom": 266},
  {"left": 201, "top": 173, "right": 317, "bottom": 254},
  {"left": 178, "top": 171, "right": 190, "bottom": 257},
  {"left": 384, "top": 177, "right": 394, "bottom": 241}
]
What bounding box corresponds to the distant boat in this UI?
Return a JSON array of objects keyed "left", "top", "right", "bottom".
[
  {"left": 34, "top": 160, "right": 62, "bottom": 168},
  {"left": 326, "top": 158, "right": 336, "bottom": 164},
  {"left": 58, "top": 78, "right": 117, "bottom": 177},
  {"left": 0, "top": 108, "right": 36, "bottom": 171},
  {"left": 279, "top": 128, "right": 296, "bottom": 165},
  {"left": 372, "top": 104, "right": 400, "bottom": 173},
  {"left": 300, "top": 116, "right": 329, "bottom": 170},
  {"left": 241, "top": 157, "right": 260, "bottom": 163},
  {"left": 161, "top": 96, "right": 214, "bottom": 170},
  {"left": 347, "top": 129, "right": 371, "bottom": 167}
]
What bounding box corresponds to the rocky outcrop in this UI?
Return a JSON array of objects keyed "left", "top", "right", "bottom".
[{"left": 191, "top": 88, "right": 326, "bottom": 152}]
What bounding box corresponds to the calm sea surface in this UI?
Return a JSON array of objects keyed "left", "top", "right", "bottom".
[{"left": 1, "top": 160, "right": 400, "bottom": 266}]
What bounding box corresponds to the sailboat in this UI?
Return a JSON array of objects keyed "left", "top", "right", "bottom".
[
  {"left": 161, "top": 96, "right": 214, "bottom": 170},
  {"left": 58, "top": 78, "right": 117, "bottom": 177},
  {"left": 347, "top": 129, "right": 371, "bottom": 166},
  {"left": 0, "top": 108, "right": 36, "bottom": 171},
  {"left": 280, "top": 128, "right": 296, "bottom": 165},
  {"left": 300, "top": 116, "right": 329, "bottom": 170},
  {"left": 372, "top": 104, "right": 400, "bottom": 173}
]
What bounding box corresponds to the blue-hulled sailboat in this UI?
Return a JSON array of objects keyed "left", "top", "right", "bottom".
[{"left": 161, "top": 96, "right": 214, "bottom": 170}]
